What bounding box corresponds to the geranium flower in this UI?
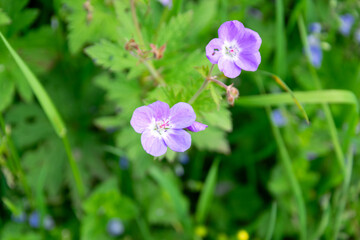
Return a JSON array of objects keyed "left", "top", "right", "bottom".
[
  {"left": 130, "top": 101, "right": 207, "bottom": 157},
  {"left": 206, "top": 20, "right": 262, "bottom": 78}
]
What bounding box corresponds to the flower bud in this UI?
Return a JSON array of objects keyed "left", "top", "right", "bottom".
[
  {"left": 150, "top": 43, "right": 166, "bottom": 59},
  {"left": 226, "top": 84, "right": 239, "bottom": 106},
  {"left": 125, "top": 39, "right": 139, "bottom": 52}
]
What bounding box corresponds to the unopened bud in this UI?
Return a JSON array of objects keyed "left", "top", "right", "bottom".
[
  {"left": 226, "top": 84, "right": 239, "bottom": 106},
  {"left": 125, "top": 39, "right": 139, "bottom": 52},
  {"left": 150, "top": 43, "right": 166, "bottom": 59}
]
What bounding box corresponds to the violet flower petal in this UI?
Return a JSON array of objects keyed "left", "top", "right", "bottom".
[
  {"left": 237, "top": 28, "right": 262, "bottom": 52},
  {"left": 218, "top": 21, "right": 244, "bottom": 42},
  {"left": 130, "top": 106, "right": 154, "bottom": 133},
  {"left": 187, "top": 121, "right": 208, "bottom": 132},
  {"left": 206, "top": 38, "right": 224, "bottom": 64},
  {"left": 148, "top": 101, "right": 170, "bottom": 120},
  {"left": 169, "top": 102, "right": 196, "bottom": 129},
  {"left": 235, "top": 51, "right": 261, "bottom": 72},
  {"left": 163, "top": 129, "right": 191, "bottom": 152},
  {"left": 218, "top": 57, "right": 241, "bottom": 78},
  {"left": 141, "top": 130, "right": 167, "bottom": 156}
]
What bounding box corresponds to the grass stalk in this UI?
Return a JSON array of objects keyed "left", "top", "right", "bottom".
[{"left": 256, "top": 77, "right": 307, "bottom": 240}]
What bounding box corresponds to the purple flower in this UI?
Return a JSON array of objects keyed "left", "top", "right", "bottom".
[
  {"left": 206, "top": 20, "right": 261, "bottom": 78},
  {"left": 309, "top": 22, "right": 321, "bottom": 34},
  {"left": 307, "top": 34, "right": 322, "bottom": 68},
  {"left": 29, "top": 211, "right": 40, "bottom": 228},
  {"left": 158, "top": 0, "right": 172, "bottom": 8},
  {"left": 339, "top": 14, "right": 354, "bottom": 36},
  {"left": 130, "top": 101, "right": 207, "bottom": 157}
]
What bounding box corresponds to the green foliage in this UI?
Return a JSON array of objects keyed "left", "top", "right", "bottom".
[{"left": 1, "top": 0, "right": 360, "bottom": 240}]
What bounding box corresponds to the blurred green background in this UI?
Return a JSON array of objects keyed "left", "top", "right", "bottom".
[{"left": 0, "top": 0, "right": 360, "bottom": 239}]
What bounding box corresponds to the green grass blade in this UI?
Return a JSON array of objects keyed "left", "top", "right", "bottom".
[
  {"left": 149, "top": 166, "right": 191, "bottom": 233},
  {"left": 259, "top": 71, "right": 310, "bottom": 123},
  {"left": 297, "top": 16, "right": 347, "bottom": 175},
  {"left": 0, "top": 32, "right": 66, "bottom": 137},
  {"left": 0, "top": 32, "right": 85, "bottom": 198},
  {"left": 255, "top": 77, "right": 307, "bottom": 240},
  {"left": 275, "top": 0, "right": 286, "bottom": 78},
  {"left": 195, "top": 157, "right": 220, "bottom": 223},
  {"left": 332, "top": 146, "right": 354, "bottom": 239},
  {"left": 236, "top": 90, "right": 358, "bottom": 109},
  {"left": 265, "top": 202, "right": 277, "bottom": 240}
]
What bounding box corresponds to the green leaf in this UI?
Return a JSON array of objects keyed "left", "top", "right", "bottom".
[
  {"left": 236, "top": 90, "right": 358, "bottom": 110},
  {"left": 0, "top": 32, "right": 66, "bottom": 137},
  {"left": 148, "top": 166, "right": 191, "bottom": 232},
  {"left": 192, "top": 127, "right": 230, "bottom": 154},
  {"left": 85, "top": 40, "right": 137, "bottom": 72},
  {"left": 195, "top": 158, "right": 219, "bottom": 223},
  {"left": 62, "top": 0, "right": 119, "bottom": 53},
  {"left": 0, "top": 75, "right": 15, "bottom": 111},
  {"left": 0, "top": 9, "right": 11, "bottom": 26}
]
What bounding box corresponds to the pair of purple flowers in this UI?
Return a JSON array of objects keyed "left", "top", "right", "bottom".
[{"left": 131, "top": 20, "right": 262, "bottom": 156}]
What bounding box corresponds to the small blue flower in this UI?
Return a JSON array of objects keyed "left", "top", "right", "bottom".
[
  {"left": 309, "top": 22, "right": 321, "bottom": 34},
  {"left": 29, "top": 212, "right": 40, "bottom": 228},
  {"left": 44, "top": 215, "right": 55, "bottom": 230},
  {"left": 107, "top": 218, "right": 124, "bottom": 237},
  {"left": 307, "top": 34, "right": 322, "bottom": 68},
  {"left": 271, "top": 109, "right": 287, "bottom": 127},
  {"left": 11, "top": 212, "right": 26, "bottom": 223},
  {"left": 178, "top": 153, "right": 189, "bottom": 165},
  {"left": 119, "top": 157, "right": 129, "bottom": 170},
  {"left": 339, "top": 14, "right": 354, "bottom": 36}
]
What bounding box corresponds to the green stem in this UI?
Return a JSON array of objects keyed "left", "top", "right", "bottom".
[
  {"left": 130, "top": 0, "right": 166, "bottom": 86},
  {"left": 188, "top": 64, "right": 215, "bottom": 104},
  {"left": 62, "top": 136, "right": 85, "bottom": 198},
  {"left": 265, "top": 202, "right": 278, "bottom": 240},
  {"left": 256, "top": 77, "right": 307, "bottom": 240},
  {"left": 142, "top": 60, "right": 166, "bottom": 85},
  {"left": 0, "top": 114, "right": 33, "bottom": 206},
  {"left": 332, "top": 146, "right": 354, "bottom": 239},
  {"left": 297, "top": 15, "right": 346, "bottom": 175}
]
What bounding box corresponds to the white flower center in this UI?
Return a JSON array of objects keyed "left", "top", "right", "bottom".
[
  {"left": 154, "top": 119, "right": 171, "bottom": 135},
  {"left": 222, "top": 41, "right": 240, "bottom": 59}
]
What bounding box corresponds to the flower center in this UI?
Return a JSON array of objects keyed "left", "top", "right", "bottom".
[
  {"left": 223, "top": 41, "right": 240, "bottom": 59},
  {"left": 154, "top": 119, "right": 170, "bottom": 135}
]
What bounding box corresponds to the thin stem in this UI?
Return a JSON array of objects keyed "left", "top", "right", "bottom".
[
  {"left": 130, "top": 0, "right": 166, "bottom": 86},
  {"left": 0, "top": 113, "right": 33, "bottom": 205},
  {"left": 332, "top": 146, "right": 354, "bottom": 239},
  {"left": 188, "top": 64, "right": 215, "bottom": 105},
  {"left": 62, "top": 136, "right": 85, "bottom": 198},
  {"left": 142, "top": 60, "right": 166, "bottom": 86},
  {"left": 210, "top": 78, "right": 227, "bottom": 89},
  {"left": 256, "top": 77, "right": 307, "bottom": 240},
  {"left": 130, "top": 0, "right": 145, "bottom": 48},
  {"left": 297, "top": 15, "right": 346, "bottom": 175}
]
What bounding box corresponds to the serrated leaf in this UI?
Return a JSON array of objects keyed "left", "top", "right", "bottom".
[
  {"left": 209, "top": 83, "right": 221, "bottom": 109},
  {"left": 62, "top": 0, "right": 119, "bottom": 53},
  {"left": 201, "top": 106, "right": 232, "bottom": 132},
  {"left": 85, "top": 40, "right": 137, "bottom": 72}
]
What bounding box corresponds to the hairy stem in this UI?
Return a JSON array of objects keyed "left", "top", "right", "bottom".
[
  {"left": 188, "top": 64, "right": 215, "bottom": 104},
  {"left": 130, "top": 0, "right": 166, "bottom": 86}
]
